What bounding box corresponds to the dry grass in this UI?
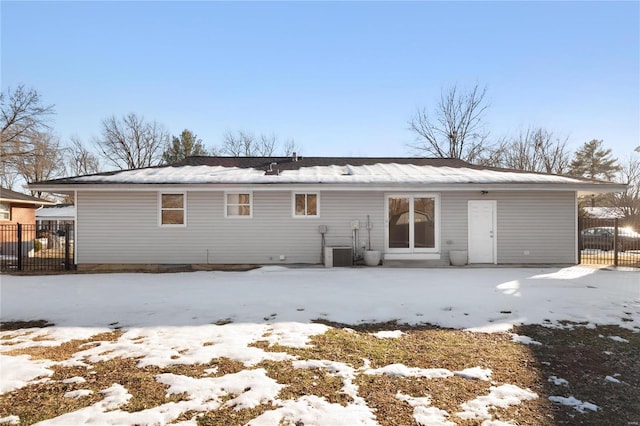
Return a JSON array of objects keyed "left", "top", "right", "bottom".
[
  {"left": 3, "top": 331, "right": 122, "bottom": 361},
  {"left": 0, "top": 322, "right": 637, "bottom": 425}
]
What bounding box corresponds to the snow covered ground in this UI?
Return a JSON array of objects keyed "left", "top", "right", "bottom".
[
  {"left": 0, "top": 265, "right": 638, "bottom": 425},
  {"left": 1, "top": 265, "right": 638, "bottom": 331}
]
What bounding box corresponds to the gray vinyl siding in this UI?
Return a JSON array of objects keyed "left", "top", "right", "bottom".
[
  {"left": 441, "top": 191, "right": 576, "bottom": 264},
  {"left": 77, "top": 189, "right": 576, "bottom": 265},
  {"left": 77, "top": 191, "right": 384, "bottom": 264}
]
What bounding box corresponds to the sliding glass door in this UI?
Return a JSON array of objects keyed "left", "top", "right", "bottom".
[{"left": 386, "top": 194, "right": 438, "bottom": 253}]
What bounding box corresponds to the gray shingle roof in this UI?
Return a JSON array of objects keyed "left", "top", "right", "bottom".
[{"left": 0, "top": 187, "right": 55, "bottom": 205}]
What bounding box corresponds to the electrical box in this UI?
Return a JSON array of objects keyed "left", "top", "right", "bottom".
[
  {"left": 318, "top": 225, "right": 328, "bottom": 234},
  {"left": 351, "top": 220, "right": 360, "bottom": 230},
  {"left": 324, "top": 247, "right": 353, "bottom": 267}
]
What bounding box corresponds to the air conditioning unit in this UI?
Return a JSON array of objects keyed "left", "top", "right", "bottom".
[{"left": 324, "top": 246, "right": 353, "bottom": 267}]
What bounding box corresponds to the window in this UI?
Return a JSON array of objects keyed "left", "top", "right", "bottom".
[
  {"left": 293, "top": 193, "right": 319, "bottom": 217},
  {"left": 0, "top": 203, "right": 9, "bottom": 221},
  {"left": 226, "top": 192, "right": 252, "bottom": 217},
  {"left": 159, "top": 193, "right": 185, "bottom": 226}
]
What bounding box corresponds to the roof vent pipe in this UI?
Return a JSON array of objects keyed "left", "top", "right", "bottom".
[{"left": 292, "top": 152, "right": 298, "bottom": 162}]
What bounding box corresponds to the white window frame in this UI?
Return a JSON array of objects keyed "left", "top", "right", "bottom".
[
  {"left": 384, "top": 193, "right": 441, "bottom": 256},
  {"left": 158, "top": 192, "right": 187, "bottom": 227},
  {"left": 225, "top": 191, "right": 253, "bottom": 218},
  {"left": 292, "top": 192, "right": 320, "bottom": 218},
  {"left": 0, "top": 203, "right": 10, "bottom": 221}
]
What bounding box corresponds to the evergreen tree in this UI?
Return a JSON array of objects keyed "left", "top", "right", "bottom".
[
  {"left": 569, "top": 139, "right": 620, "bottom": 180},
  {"left": 162, "top": 129, "right": 208, "bottom": 164}
]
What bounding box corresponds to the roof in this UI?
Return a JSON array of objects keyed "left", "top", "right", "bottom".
[
  {"left": 36, "top": 205, "right": 76, "bottom": 219},
  {"left": 0, "top": 187, "right": 55, "bottom": 205},
  {"left": 29, "top": 156, "right": 627, "bottom": 193}
]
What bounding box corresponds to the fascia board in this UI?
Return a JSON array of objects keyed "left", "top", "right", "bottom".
[{"left": 29, "top": 182, "right": 628, "bottom": 193}]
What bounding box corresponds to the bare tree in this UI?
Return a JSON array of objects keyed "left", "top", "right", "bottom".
[
  {"left": 484, "top": 128, "right": 571, "bottom": 174},
  {"left": 0, "top": 164, "right": 19, "bottom": 190},
  {"left": 14, "top": 131, "right": 65, "bottom": 197},
  {"left": 97, "top": 113, "right": 169, "bottom": 170},
  {"left": 1, "top": 85, "right": 55, "bottom": 166},
  {"left": 409, "top": 84, "right": 489, "bottom": 162},
  {"left": 65, "top": 136, "right": 101, "bottom": 176},
  {"left": 607, "top": 155, "right": 640, "bottom": 219},
  {"left": 217, "top": 130, "right": 299, "bottom": 157}
]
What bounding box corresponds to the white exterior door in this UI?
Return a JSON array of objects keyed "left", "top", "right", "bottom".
[{"left": 468, "top": 200, "right": 497, "bottom": 264}]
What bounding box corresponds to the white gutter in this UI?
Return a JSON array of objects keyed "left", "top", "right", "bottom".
[{"left": 29, "top": 182, "right": 628, "bottom": 194}]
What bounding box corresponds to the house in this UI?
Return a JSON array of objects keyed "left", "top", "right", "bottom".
[
  {"left": 0, "top": 187, "right": 55, "bottom": 225},
  {"left": 36, "top": 204, "right": 76, "bottom": 229},
  {"left": 29, "top": 156, "right": 626, "bottom": 269},
  {"left": 0, "top": 187, "right": 56, "bottom": 259}
]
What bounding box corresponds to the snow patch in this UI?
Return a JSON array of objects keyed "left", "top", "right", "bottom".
[
  {"left": 364, "top": 363, "right": 453, "bottom": 379},
  {"left": 454, "top": 367, "right": 492, "bottom": 381},
  {"left": 69, "top": 324, "right": 295, "bottom": 368},
  {"left": 36, "top": 384, "right": 132, "bottom": 425},
  {"left": 372, "top": 330, "right": 403, "bottom": 339},
  {"left": 511, "top": 334, "right": 542, "bottom": 345},
  {"left": 0, "top": 355, "right": 54, "bottom": 394},
  {"left": 62, "top": 376, "right": 86, "bottom": 384},
  {"left": 604, "top": 375, "right": 621, "bottom": 384},
  {"left": 158, "top": 369, "right": 283, "bottom": 410},
  {"left": 247, "top": 395, "right": 378, "bottom": 426},
  {"left": 549, "top": 395, "right": 600, "bottom": 413},
  {"left": 548, "top": 376, "right": 569, "bottom": 386},
  {"left": 0, "top": 416, "right": 19, "bottom": 425},
  {"left": 63, "top": 389, "right": 93, "bottom": 399},
  {"left": 396, "top": 392, "right": 455, "bottom": 426},
  {"left": 457, "top": 384, "right": 538, "bottom": 420},
  {"left": 608, "top": 335, "right": 629, "bottom": 343}
]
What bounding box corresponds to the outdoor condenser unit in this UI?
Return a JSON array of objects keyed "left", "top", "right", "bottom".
[{"left": 324, "top": 246, "right": 353, "bottom": 267}]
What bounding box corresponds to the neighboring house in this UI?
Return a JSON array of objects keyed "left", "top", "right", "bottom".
[
  {"left": 0, "top": 187, "right": 55, "bottom": 258},
  {"left": 36, "top": 204, "right": 76, "bottom": 229},
  {"left": 0, "top": 187, "right": 55, "bottom": 225},
  {"left": 29, "top": 156, "right": 626, "bottom": 269}
]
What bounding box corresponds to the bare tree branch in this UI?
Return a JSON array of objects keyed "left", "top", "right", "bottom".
[
  {"left": 607, "top": 155, "right": 640, "bottom": 218},
  {"left": 409, "top": 84, "right": 489, "bottom": 162},
  {"left": 217, "top": 130, "right": 298, "bottom": 157},
  {"left": 96, "top": 113, "right": 169, "bottom": 170},
  {"left": 65, "top": 136, "right": 101, "bottom": 176},
  {"left": 14, "top": 131, "right": 65, "bottom": 197},
  {"left": 1, "top": 85, "right": 55, "bottom": 166},
  {"left": 484, "top": 128, "right": 571, "bottom": 174}
]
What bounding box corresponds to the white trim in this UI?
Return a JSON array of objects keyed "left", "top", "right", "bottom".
[
  {"left": 74, "top": 190, "right": 78, "bottom": 265},
  {"left": 158, "top": 191, "right": 187, "bottom": 227},
  {"left": 467, "top": 200, "right": 498, "bottom": 264},
  {"left": 0, "top": 197, "right": 56, "bottom": 205},
  {"left": 291, "top": 192, "right": 320, "bottom": 218},
  {"left": 384, "top": 193, "right": 441, "bottom": 254},
  {"left": 0, "top": 202, "right": 10, "bottom": 221},
  {"left": 575, "top": 191, "right": 579, "bottom": 265},
  {"left": 28, "top": 182, "right": 628, "bottom": 194},
  {"left": 224, "top": 191, "right": 253, "bottom": 218}
]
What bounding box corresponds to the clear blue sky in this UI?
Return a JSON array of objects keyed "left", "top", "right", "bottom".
[{"left": 2, "top": 1, "right": 639, "bottom": 161}]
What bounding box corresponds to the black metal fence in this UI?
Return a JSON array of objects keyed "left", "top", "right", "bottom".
[
  {"left": 0, "top": 223, "right": 75, "bottom": 272},
  {"left": 578, "top": 217, "right": 640, "bottom": 267}
]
